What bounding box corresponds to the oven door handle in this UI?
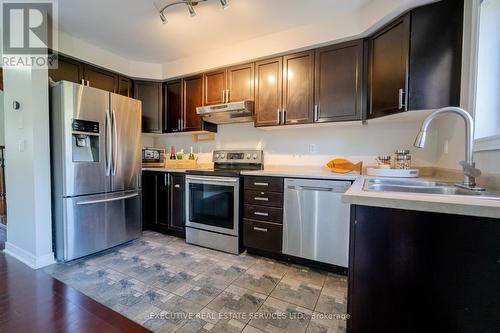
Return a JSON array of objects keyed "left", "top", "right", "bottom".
[{"left": 186, "top": 176, "right": 239, "bottom": 183}]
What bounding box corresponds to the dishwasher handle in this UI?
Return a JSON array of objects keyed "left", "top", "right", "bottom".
[{"left": 287, "top": 185, "right": 340, "bottom": 192}]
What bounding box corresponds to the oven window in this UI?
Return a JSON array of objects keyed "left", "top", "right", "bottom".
[{"left": 189, "top": 183, "right": 234, "bottom": 229}]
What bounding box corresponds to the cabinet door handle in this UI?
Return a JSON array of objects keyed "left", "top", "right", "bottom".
[
  {"left": 254, "top": 212, "right": 269, "bottom": 217},
  {"left": 165, "top": 174, "right": 168, "bottom": 186},
  {"left": 222, "top": 90, "right": 225, "bottom": 103},
  {"left": 80, "top": 79, "right": 85, "bottom": 85},
  {"left": 174, "top": 184, "right": 180, "bottom": 188},
  {"left": 253, "top": 227, "right": 268, "bottom": 232},
  {"left": 226, "top": 89, "right": 230, "bottom": 103},
  {"left": 277, "top": 109, "right": 281, "bottom": 125},
  {"left": 87, "top": 80, "right": 90, "bottom": 87},
  {"left": 282, "top": 109, "right": 287, "bottom": 124},
  {"left": 254, "top": 197, "right": 269, "bottom": 201},
  {"left": 314, "top": 105, "right": 319, "bottom": 121},
  {"left": 398, "top": 88, "right": 406, "bottom": 110},
  {"left": 254, "top": 182, "right": 268, "bottom": 186}
]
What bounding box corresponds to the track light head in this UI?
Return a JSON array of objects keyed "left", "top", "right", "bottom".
[
  {"left": 220, "top": 0, "right": 229, "bottom": 9},
  {"left": 159, "top": 11, "right": 168, "bottom": 24},
  {"left": 187, "top": 2, "right": 196, "bottom": 17}
]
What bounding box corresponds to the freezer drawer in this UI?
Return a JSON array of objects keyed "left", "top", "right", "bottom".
[
  {"left": 283, "top": 178, "right": 351, "bottom": 267},
  {"left": 57, "top": 190, "right": 142, "bottom": 261}
]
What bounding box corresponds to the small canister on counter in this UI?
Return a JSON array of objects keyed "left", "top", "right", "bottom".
[
  {"left": 394, "top": 149, "right": 412, "bottom": 169},
  {"left": 377, "top": 155, "right": 392, "bottom": 169}
]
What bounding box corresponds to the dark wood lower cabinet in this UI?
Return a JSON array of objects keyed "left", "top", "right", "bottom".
[
  {"left": 142, "top": 171, "right": 185, "bottom": 236},
  {"left": 142, "top": 171, "right": 169, "bottom": 232},
  {"left": 243, "top": 176, "right": 284, "bottom": 255},
  {"left": 348, "top": 205, "right": 500, "bottom": 333},
  {"left": 243, "top": 219, "right": 282, "bottom": 253},
  {"left": 169, "top": 173, "right": 186, "bottom": 237}
]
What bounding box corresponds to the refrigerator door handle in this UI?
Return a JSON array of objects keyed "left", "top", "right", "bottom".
[
  {"left": 105, "top": 110, "right": 112, "bottom": 176},
  {"left": 112, "top": 109, "right": 118, "bottom": 176},
  {"left": 76, "top": 192, "right": 139, "bottom": 206}
]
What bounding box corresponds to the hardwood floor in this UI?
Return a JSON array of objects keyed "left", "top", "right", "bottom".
[{"left": 0, "top": 236, "right": 151, "bottom": 333}]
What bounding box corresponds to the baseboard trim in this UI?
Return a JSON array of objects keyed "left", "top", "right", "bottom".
[{"left": 3, "top": 242, "right": 56, "bottom": 269}]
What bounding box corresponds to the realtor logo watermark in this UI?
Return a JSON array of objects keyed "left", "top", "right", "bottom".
[{"left": 2, "top": 1, "right": 58, "bottom": 68}]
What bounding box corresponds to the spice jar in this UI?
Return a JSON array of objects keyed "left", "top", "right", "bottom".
[
  {"left": 377, "top": 155, "right": 392, "bottom": 168},
  {"left": 394, "top": 150, "right": 412, "bottom": 169}
]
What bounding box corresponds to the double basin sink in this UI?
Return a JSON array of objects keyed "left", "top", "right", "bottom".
[{"left": 363, "top": 178, "right": 500, "bottom": 200}]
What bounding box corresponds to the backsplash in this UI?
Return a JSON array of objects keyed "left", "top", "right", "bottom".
[{"left": 145, "top": 117, "right": 441, "bottom": 167}]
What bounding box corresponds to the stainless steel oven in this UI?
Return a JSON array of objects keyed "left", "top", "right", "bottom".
[
  {"left": 184, "top": 149, "right": 263, "bottom": 254},
  {"left": 185, "top": 175, "right": 240, "bottom": 253}
]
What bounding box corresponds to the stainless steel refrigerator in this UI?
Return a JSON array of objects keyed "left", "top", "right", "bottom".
[{"left": 50, "top": 81, "right": 142, "bottom": 261}]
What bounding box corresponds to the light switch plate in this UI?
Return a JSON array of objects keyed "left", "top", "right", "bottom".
[{"left": 18, "top": 140, "right": 26, "bottom": 152}]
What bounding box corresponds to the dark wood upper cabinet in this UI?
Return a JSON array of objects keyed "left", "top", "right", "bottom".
[
  {"left": 84, "top": 65, "right": 119, "bottom": 93},
  {"left": 254, "top": 57, "right": 283, "bottom": 127},
  {"left": 227, "top": 63, "right": 255, "bottom": 102},
  {"left": 165, "top": 80, "right": 183, "bottom": 133},
  {"left": 49, "top": 56, "right": 84, "bottom": 84},
  {"left": 134, "top": 81, "right": 163, "bottom": 133},
  {"left": 368, "top": 14, "right": 410, "bottom": 119},
  {"left": 314, "top": 40, "right": 363, "bottom": 122},
  {"left": 183, "top": 75, "right": 203, "bottom": 131},
  {"left": 118, "top": 76, "right": 133, "bottom": 97},
  {"left": 203, "top": 69, "right": 227, "bottom": 106},
  {"left": 283, "top": 50, "right": 315, "bottom": 125},
  {"left": 408, "top": 0, "right": 463, "bottom": 110}
]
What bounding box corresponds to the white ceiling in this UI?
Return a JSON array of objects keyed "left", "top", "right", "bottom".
[{"left": 57, "top": 0, "right": 370, "bottom": 64}]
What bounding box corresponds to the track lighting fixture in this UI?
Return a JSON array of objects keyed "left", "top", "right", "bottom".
[
  {"left": 157, "top": 0, "right": 229, "bottom": 24},
  {"left": 160, "top": 11, "right": 168, "bottom": 24},
  {"left": 187, "top": 2, "right": 196, "bottom": 17}
]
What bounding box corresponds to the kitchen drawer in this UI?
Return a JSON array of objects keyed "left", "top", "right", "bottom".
[
  {"left": 244, "top": 205, "right": 283, "bottom": 224},
  {"left": 244, "top": 176, "right": 284, "bottom": 192},
  {"left": 244, "top": 219, "right": 282, "bottom": 253},
  {"left": 244, "top": 190, "right": 283, "bottom": 207}
]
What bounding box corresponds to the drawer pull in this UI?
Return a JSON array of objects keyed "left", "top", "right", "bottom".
[
  {"left": 254, "top": 182, "right": 269, "bottom": 186},
  {"left": 174, "top": 184, "right": 180, "bottom": 188},
  {"left": 253, "top": 227, "right": 268, "bottom": 232},
  {"left": 254, "top": 197, "right": 269, "bottom": 201},
  {"left": 254, "top": 212, "right": 269, "bottom": 217}
]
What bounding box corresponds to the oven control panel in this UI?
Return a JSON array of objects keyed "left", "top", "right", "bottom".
[{"left": 213, "top": 150, "right": 263, "bottom": 164}]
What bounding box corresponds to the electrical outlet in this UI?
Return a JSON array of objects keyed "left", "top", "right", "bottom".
[
  {"left": 309, "top": 143, "right": 317, "bottom": 154},
  {"left": 17, "top": 116, "right": 23, "bottom": 129}
]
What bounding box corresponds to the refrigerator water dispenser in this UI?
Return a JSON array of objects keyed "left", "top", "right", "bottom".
[{"left": 72, "top": 119, "right": 100, "bottom": 162}]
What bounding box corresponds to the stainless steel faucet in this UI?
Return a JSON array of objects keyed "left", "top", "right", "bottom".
[{"left": 414, "top": 107, "right": 484, "bottom": 191}]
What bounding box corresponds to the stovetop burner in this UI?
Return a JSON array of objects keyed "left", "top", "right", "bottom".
[{"left": 187, "top": 149, "right": 263, "bottom": 177}]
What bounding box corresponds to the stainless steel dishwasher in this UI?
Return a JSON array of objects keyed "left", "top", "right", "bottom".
[{"left": 283, "top": 178, "right": 352, "bottom": 267}]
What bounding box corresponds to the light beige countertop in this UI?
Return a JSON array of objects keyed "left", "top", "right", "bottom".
[
  {"left": 142, "top": 165, "right": 500, "bottom": 219},
  {"left": 240, "top": 165, "right": 359, "bottom": 180},
  {"left": 343, "top": 176, "right": 500, "bottom": 219}
]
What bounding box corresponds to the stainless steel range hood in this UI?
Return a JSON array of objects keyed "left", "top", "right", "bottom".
[{"left": 196, "top": 101, "right": 254, "bottom": 124}]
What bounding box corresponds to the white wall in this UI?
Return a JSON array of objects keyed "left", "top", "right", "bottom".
[
  {"left": 57, "top": 31, "right": 163, "bottom": 80},
  {"left": 151, "top": 114, "right": 440, "bottom": 168},
  {"left": 2, "top": 68, "right": 55, "bottom": 269},
  {"left": 161, "top": 0, "right": 435, "bottom": 78}
]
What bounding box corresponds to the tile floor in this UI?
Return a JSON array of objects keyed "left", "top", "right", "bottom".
[{"left": 44, "top": 231, "right": 348, "bottom": 333}]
